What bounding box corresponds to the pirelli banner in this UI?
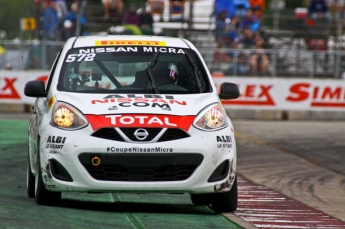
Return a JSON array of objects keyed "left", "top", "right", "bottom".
[{"left": 0, "top": 70, "right": 344, "bottom": 111}]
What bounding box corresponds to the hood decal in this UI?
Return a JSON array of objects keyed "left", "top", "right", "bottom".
[{"left": 85, "top": 114, "right": 195, "bottom": 132}]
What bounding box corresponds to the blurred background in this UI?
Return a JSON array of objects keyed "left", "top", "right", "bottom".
[{"left": 0, "top": 0, "right": 345, "bottom": 78}]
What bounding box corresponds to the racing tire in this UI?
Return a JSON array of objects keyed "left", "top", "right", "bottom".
[
  {"left": 212, "top": 176, "right": 238, "bottom": 213},
  {"left": 26, "top": 153, "right": 35, "bottom": 198},
  {"left": 35, "top": 149, "right": 61, "bottom": 205},
  {"left": 190, "top": 193, "right": 214, "bottom": 205}
]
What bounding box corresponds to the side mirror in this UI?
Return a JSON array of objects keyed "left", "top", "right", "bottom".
[
  {"left": 24, "top": 80, "right": 47, "bottom": 98},
  {"left": 219, "top": 82, "right": 240, "bottom": 100}
]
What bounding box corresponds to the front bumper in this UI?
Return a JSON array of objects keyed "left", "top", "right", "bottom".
[{"left": 38, "top": 124, "right": 237, "bottom": 194}]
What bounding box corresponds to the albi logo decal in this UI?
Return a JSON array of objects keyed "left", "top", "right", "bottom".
[
  {"left": 221, "top": 84, "right": 275, "bottom": 106},
  {"left": 216, "top": 135, "right": 232, "bottom": 148}
]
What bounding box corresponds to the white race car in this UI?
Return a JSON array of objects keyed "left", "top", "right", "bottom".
[{"left": 24, "top": 35, "right": 239, "bottom": 212}]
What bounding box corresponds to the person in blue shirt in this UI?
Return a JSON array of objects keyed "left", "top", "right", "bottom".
[
  {"left": 42, "top": 1, "right": 60, "bottom": 41},
  {"left": 308, "top": 0, "right": 329, "bottom": 21},
  {"left": 213, "top": 0, "right": 236, "bottom": 19},
  {"left": 62, "top": 2, "right": 87, "bottom": 40},
  {"left": 215, "top": 10, "right": 240, "bottom": 47},
  {"left": 233, "top": 0, "right": 251, "bottom": 18},
  {"left": 240, "top": 9, "right": 260, "bottom": 32}
]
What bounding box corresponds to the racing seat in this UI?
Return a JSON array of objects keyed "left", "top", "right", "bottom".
[{"left": 131, "top": 70, "right": 150, "bottom": 88}]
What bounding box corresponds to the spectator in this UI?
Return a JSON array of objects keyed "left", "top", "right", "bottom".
[
  {"left": 124, "top": 4, "right": 142, "bottom": 35},
  {"left": 101, "top": 0, "right": 124, "bottom": 20},
  {"left": 148, "top": 0, "right": 165, "bottom": 21},
  {"left": 53, "top": 0, "right": 69, "bottom": 20},
  {"left": 215, "top": 10, "right": 238, "bottom": 47},
  {"left": 233, "top": 0, "right": 251, "bottom": 18},
  {"left": 328, "top": 0, "right": 345, "bottom": 19},
  {"left": 213, "top": 0, "right": 236, "bottom": 19},
  {"left": 42, "top": 0, "right": 61, "bottom": 41},
  {"left": 224, "top": 42, "right": 249, "bottom": 75},
  {"left": 169, "top": 0, "right": 186, "bottom": 22},
  {"left": 238, "top": 27, "right": 255, "bottom": 48},
  {"left": 240, "top": 9, "right": 260, "bottom": 32},
  {"left": 62, "top": 2, "right": 87, "bottom": 40},
  {"left": 249, "top": 0, "right": 266, "bottom": 18},
  {"left": 249, "top": 36, "right": 270, "bottom": 75},
  {"left": 125, "top": 3, "right": 140, "bottom": 26},
  {"left": 308, "top": 0, "right": 329, "bottom": 21},
  {"left": 139, "top": 6, "right": 154, "bottom": 35},
  {"left": 66, "top": 0, "right": 79, "bottom": 9}
]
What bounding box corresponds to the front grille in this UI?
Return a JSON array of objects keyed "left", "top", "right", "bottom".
[
  {"left": 120, "top": 128, "right": 161, "bottom": 141},
  {"left": 158, "top": 128, "right": 190, "bottom": 142},
  {"left": 91, "top": 128, "right": 124, "bottom": 141},
  {"left": 91, "top": 128, "right": 190, "bottom": 142},
  {"left": 79, "top": 153, "right": 203, "bottom": 181}
]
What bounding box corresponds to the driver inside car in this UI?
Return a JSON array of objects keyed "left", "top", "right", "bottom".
[{"left": 153, "top": 67, "right": 177, "bottom": 85}]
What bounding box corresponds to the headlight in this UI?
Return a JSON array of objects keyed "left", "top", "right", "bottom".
[
  {"left": 50, "top": 102, "right": 88, "bottom": 130},
  {"left": 193, "top": 104, "right": 228, "bottom": 131}
]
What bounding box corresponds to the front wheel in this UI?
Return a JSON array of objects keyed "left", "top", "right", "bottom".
[
  {"left": 26, "top": 152, "right": 35, "bottom": 198},
  {"left": 35, "top": 150, "right": 61, "bottom": 205},
  {"left": 190, "top": 193, "right": 214, "bottom": 205},
  {"left": 212, "top": 176, "right": 238, "bottom": 213}
]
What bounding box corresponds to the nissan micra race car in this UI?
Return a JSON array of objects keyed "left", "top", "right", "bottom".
[{"left": 24, "top": 35, "right": 240, "bottom": 212}]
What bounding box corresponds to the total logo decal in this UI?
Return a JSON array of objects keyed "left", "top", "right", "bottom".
[
  {"left": 85, "top": 114, "right": 195, "bottom": 131},
  {"left": 287, "top": 83, "right": 345, "bottom": 108}
]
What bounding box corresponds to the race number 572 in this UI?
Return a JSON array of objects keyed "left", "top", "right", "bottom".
[{"left": 66, "top": 53, "right": 96, "bottom": 62}]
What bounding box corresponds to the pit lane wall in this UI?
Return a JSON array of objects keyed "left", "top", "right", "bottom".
[{"left": 1, "top": 70, "right": 345, "bottom": 120}]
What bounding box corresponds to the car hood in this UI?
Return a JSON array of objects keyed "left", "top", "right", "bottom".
[{"left": 54, "top": 92, "right": 219, "bottom": 116}]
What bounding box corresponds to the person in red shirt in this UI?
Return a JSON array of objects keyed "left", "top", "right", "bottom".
[{"left": 249, "top": 0, "right": 266, "bottom": 18}]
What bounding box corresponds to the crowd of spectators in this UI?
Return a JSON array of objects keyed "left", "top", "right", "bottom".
[
  {"left": 213, "top": 0, "right": 270, "bottom": 75},
  {"left": 33, "top": 0, "right": 87, "bottom": 41},
  {"left": 101, "top": 0, "right": 186, "bottom": 23}
]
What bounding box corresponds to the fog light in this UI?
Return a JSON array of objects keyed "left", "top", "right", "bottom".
[{"left": 91, "top": 156, "right": 101, "bottom": 166}]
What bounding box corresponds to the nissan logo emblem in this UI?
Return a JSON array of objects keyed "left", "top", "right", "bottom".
[{"left": 134, "top": 129, "right": 149, "bottom": 140}]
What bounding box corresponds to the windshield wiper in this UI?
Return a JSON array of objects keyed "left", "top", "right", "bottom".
[
  {"left": 146, "top": 52, "right": 160, "bottom": 94},
  {"left": 184, "top": 51, "right": 203, "bottom": 93}
]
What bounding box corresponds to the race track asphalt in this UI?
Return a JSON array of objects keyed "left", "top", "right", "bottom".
[{"left": 0, "top": 117, "right": 244, "bottom": 229}]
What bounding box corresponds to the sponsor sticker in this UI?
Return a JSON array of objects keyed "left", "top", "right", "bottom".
[
  {"left": 95, "top": 40, "right": 166, "bottom": 46},
  {"left": 86, "top": 114, "right": 195, "bottom": 131},
  {"left": 107, "top": 147, "right": 173, "bottom": 153}
]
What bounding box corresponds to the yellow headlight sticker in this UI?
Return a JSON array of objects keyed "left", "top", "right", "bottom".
[
  {"left": 95, "top": 40, "right": 166, "bottom": 46},
  {"left": 48, "top": 96, "right": 56, "bottom": 109}
]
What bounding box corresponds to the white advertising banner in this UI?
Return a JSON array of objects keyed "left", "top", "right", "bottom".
[
  {"left": 1, "top": 70, "right": 345, "bottom": 111},
  {"left": 0, "top": 70, "right": 49, "bottom": 104},
  {"left": 213, "top": 77, "right": 345, "bottom": 111}
]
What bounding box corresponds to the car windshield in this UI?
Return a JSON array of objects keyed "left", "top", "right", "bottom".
[{"left": 58, "top": 46, "right": 211, "bottom": 94}]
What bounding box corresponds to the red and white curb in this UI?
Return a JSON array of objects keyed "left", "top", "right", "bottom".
[{"left": 235, "top": 175, "right": 345, "bottom": 229}]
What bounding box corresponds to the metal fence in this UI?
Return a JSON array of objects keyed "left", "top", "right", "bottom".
[
  {"left": 1, "top": 39, "right": 345, "bottom": 79},
  {"left": 0, "top": 40, "right": 64, "bottom": 71},
  {"left": 206, "top": 47, "right": 345, "bottom": 78}
]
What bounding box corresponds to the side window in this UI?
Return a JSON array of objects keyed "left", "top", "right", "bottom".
[{"left": 45, "top": 51, "right": 62, "bottom": 91}]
